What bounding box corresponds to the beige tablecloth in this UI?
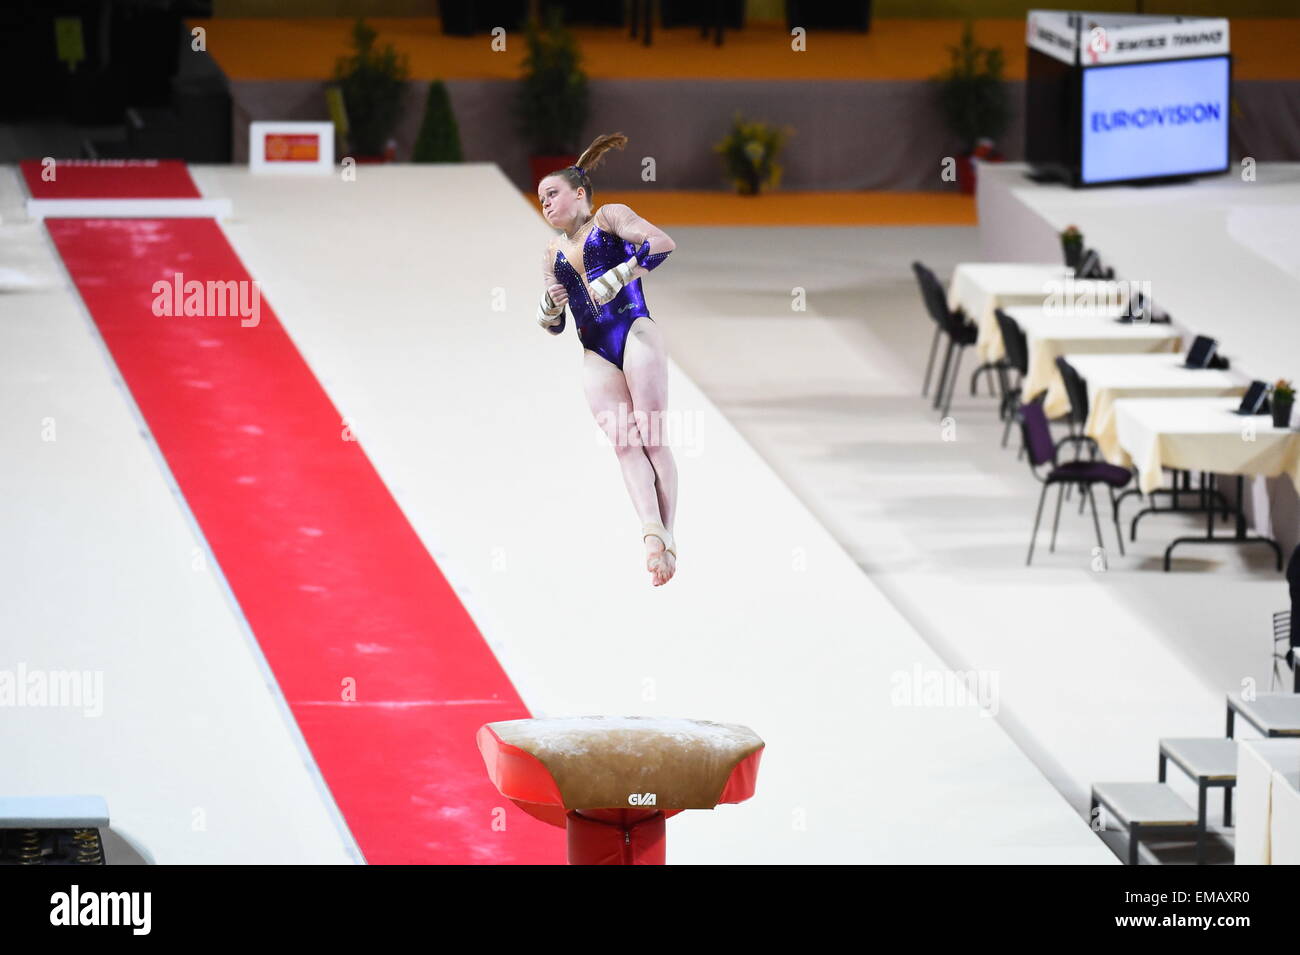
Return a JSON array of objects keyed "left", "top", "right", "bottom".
[
  {"left": 1113, "top": 396, "right": 1300, "bottom": 494},
  {"left": 945, "top": 263, "right": 1072, "bottom": 363},
  {"left": 1001, "top": 305, "right": 1182, "bottom": 416},
  {"left": 947, "top": 265, "right": 1134, "bottom": 364},
  {"left": 1048, "top": 354, "right": 1245, "bottom": 462},
  {"left": 1236, "top": 739, "right": 1300, "bottom": 865}
]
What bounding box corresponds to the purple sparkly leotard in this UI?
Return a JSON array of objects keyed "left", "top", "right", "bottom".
[{"left": 543, "top": 204, "right": 674, "bottom": 369}]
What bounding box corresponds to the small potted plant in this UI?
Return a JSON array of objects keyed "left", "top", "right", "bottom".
[
  {"left": 1060, "top": 225, "right": 1084, "bottom": 270},
  {"left": 713, "top": 112, "right": 793, "bottom": 196},
  {"left": 514, "top": 7, "right": 588, "bottom": 191},
  {"left": 1271, "top": 379, "right": 1295, "bottom": 428},
  {"left": 332, "top": 18, "right": 410, "bottom": 162},
  {"left": 934, "top": 22, "right": 1010, "bottom": 195}
]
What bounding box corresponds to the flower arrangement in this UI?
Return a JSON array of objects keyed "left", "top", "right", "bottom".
[
  {"left": 1273, "top": 379, "right": 1295, "bottom": 401},
  {"left": 713, "top": 112, "right": 793, "bottom": 196}
]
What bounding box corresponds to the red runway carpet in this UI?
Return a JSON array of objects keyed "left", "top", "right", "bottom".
[
  {"left": 40, "top": 163, "right": 562, "bottom": 863},
  {"left": 21, "top": 158, "right": 202, "bottom": 199}
]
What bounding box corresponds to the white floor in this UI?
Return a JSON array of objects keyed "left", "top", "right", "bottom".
[
  {"left": 0, "top": 162, "right": 1115, "bottom": 863},
  {"left": 0, "top": 165, "right": 359, "bottom": 864},
  {"left": 657, "top": 221, "right": 1289, "bottom": 838}
]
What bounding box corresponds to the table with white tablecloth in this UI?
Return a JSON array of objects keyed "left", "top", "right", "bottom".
[
  {"left": 1002, "top": 305, "right": 1182, "bottom": 416},
  {"left": 1044, "top": 354, "right": 1245, "bottom": 463},
  {"left": 1113, "top": 397, "right": 1300, "bottom": 495},
  {"left": 1236, "top": 739, "right": 1300, "bottom": 865},
  {"left": 946, "top": 264, "right": 1131, "bottom": 365},
  {"left": 1109, "top": 397, "right": 1293, "bottom": 569},
  {"left": 944, "top": 263, "right": 1071, "bottom": 363}
]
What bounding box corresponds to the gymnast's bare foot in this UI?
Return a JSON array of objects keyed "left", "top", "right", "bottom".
[{"left": 642, "top": 522, "right": 676, "bottom": 587}]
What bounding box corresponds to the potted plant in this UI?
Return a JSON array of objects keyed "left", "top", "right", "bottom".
[
  {"left": 934, "top": 22, "right": 1010, "bottom": 195},
  {"left": 514, "top": 7, "right": 589, "bottom": 191},
  {"left": 713, "top": 112, "right": 793, "bottom": 196},
  {"left": 412, "top": 80, "right": 463, "bottom": 162},
  {"left": 1271, "top": 379, "right": 1295, "bottom": 428},
  {"left": 333, "top": 18, "right": 409, "bottom": 162},
  {"left": 1061, "top": 225, "right": 1084, "bottom": 270}
]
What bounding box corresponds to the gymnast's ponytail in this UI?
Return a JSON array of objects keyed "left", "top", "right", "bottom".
[{"left": 550, "top": 132, "right": 628, "bottom": 208}]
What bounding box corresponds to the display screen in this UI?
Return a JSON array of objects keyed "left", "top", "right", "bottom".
[{"left": 1080, "top": 55, "right": 1229, "bottom": 184}]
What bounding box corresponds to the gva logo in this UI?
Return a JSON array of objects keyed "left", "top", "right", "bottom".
[
  {"left": 1087, "top": 26, "right": 1109, "bottom": 63},
  {"left": 627, "top": 792, "right": 657, "bottom": 806}
]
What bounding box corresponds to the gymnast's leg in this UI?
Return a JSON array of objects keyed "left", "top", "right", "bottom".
[
  {"left": 582, "top": 348, "right": 669, "bottom": 582},
  {"left": 621, "top": 318, "right": 678, "bottom": 583}
]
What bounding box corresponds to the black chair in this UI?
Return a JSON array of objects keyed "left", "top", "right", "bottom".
[
  {"left": 934, "top": 307, "right": 979, "bottom": 420},
  {"left": 912, "top": 262, "right": 978, "bottom": 419},
  {"left": 1280, "top": 546, "right": 1300, "bottom": 691},
  {"left": 1272, "top": 610, "right": 1296, "bottom": 692},
  {"left": 911, "top": 262, "right": 945, "bottom": 400},
  {"left": 1052, "top": 356, "right": 1103, "bottom": 459},
  {"left": 1018, "top": 398, "right": 1131, "bottom": 564},
  {"left": 993, "top": 309, "right": 1029, "bottom": 448},
  {"left": 969, "top": 359, "right": 1006, "bottom": 399},
  {"left": 1053, "top": 355, "right": 1107, "bottom": 512}
]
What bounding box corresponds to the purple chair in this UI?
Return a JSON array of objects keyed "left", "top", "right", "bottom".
[{"left": 1018, "top": 398, "right": 1132, "bottom": 565}]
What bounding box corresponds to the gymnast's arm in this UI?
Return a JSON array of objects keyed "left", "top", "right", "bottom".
[
  {"left": 538, "top": 239, "right": 566, "bottom": 333},
  {"left": 598, "top": 203, "right": 676, "bottom": 280}
]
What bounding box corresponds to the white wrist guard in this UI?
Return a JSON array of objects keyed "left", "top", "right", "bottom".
[
  {"left": 537, "top": 290, "right": 564, "bottom": 328},
  {"left": 535, "top": 289, "right": 561, "bottom": 319},
  {"left": 590, "top": 259, "right": 635, "bottom": 304}
]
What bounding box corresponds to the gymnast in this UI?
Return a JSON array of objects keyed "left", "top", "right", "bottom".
[{"left": 535, "top": 133, "right": 679, "bottom": 587}]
